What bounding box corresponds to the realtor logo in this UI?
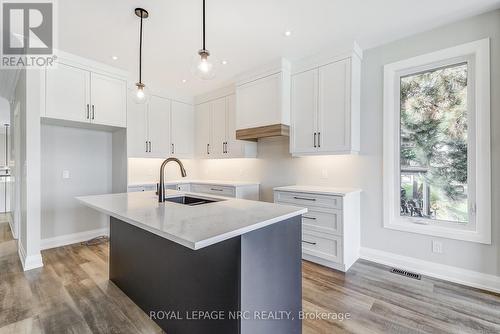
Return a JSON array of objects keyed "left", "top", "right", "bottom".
[{"left": 1, "top": 1, "right": 56, "bottom": 68}]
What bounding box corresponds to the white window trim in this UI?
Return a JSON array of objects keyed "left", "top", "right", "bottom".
[{"left": 383, "top": 39, "right": 491, "bottom": 244}]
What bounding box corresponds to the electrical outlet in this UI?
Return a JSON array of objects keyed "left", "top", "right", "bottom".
[
  {"left": 62, "top": 170, "right": 70, "bottom": 179},
  {"left": 432, "top": 240, "right": 443, "bottom": 254},
  {"left": 321, "top": 168, "right": 329, "bottom": 179}
]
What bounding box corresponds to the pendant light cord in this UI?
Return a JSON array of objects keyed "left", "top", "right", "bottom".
[
  {"left": 202, "top": 0, "right": 206, "bottom": 50},
  {"left": 139, "top": 12, "right": 143, "bottom": 84}
]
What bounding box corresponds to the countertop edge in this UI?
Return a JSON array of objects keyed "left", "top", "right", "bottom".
[{"left": 76, "top": 196, "right": 306, "bottom": 250}]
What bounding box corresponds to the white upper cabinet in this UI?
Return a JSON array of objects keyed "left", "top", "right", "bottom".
[
  {"left": 171, "top": 101, "right": 194, "bottom": 158},
  {"left": 45, "top": 63, "right": 90, "bottom": 123},
  {"left": 290, "top": 47, "right": 361, "bottom": 156},
  {"left": 226, "top": 94, "right": 256, "bottom": 157},
  {"left": 44, "top": 53, "right": 127, "bottom": 128},
  {"left": 90, "top": 73, "right": 127, "bottom": 127},
  {"left": 127, "top": 95, "right": 149, "bottom": 158},
  {"left": 195, "top": 93, "right": 257, "bottom": 159},
  {"left": 210, "top": 97, "right": 227, "bottom": 158},
  {"left": 148, "top": 96, "right": 172, "bottom": 158},
  {"left": 127, "top": 95, "right": 194, "bottom": 159},
  {"left": 195, "top": 102, "right": 211, "bottom": 158},
  {"left": 290, "top": 69, "right": 318, "bottom": 154}
]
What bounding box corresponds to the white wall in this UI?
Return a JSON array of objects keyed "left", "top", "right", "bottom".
[
  {"left": 41, "top": 124, "right": 112, "bottom": 239},
  {"left": 184, "top": 10, "right": 500, "bottom": 277}
]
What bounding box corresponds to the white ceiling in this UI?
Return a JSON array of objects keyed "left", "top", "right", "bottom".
[{"left": 55, "top": 0, "right": 499, "bottom": 98}]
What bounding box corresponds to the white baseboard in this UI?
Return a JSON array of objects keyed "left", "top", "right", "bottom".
[
  {"left": 18, "top": 241, "right": 43, "bottom": 271},
  {"left": 7, "top": 213, "right": 18, "bottom": 239},
  {"left": 359, "top": 247, "right": 500, "bottom": 294},
  {"left": 41, "top": 228, "right": 110, "bottom": 250}
]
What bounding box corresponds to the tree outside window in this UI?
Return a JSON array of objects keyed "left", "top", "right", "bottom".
[{"left": 399, "top": 63, "right": 468, "bottom": 223}]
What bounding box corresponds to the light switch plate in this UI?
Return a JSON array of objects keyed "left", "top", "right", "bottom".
[
  {"left": 62, "top": 170, "right": 70, "bottom": 179},
  {"left": 432, "top": 240, "right": 443, "bottom": 254}
]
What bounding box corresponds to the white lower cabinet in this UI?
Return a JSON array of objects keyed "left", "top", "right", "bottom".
[
  {"left": 274, "top": 186, "right": 361, "bottom": 272},
  {"left": 128, "top": 181, "right": 260, "bottom": 201}
]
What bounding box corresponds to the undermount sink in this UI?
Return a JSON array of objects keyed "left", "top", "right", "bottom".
[{"left": 163, "top": 195, "right": 222, "bottom": 206}]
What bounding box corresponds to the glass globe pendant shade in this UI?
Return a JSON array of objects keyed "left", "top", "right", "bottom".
[
  {"left": 192, "top": 50, "right": 215, "bottom": 80},
  {"left": 133, "top": 82, "right": 150, "bottom": 104}
]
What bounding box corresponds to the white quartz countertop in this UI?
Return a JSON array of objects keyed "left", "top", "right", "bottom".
[
  {"left": 273, "top": 185, "right": 361, "bottom": 196},
  {"left": 77, "top": 190, "right": 306, "bottom": 250},
  {"left": 128, "top": 179, "right": 260, "bottom": 187}
]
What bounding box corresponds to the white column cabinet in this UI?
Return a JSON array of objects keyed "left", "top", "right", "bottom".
[
  {"left": 290, "top": 54, "right": 361, "bottom": 156},
  {"left": 44, "top": 61, "right": 127, "bottom": 128},
  {"left": 171, "top": 101, "right": 194, "bottom": 157},
  {"left": 195, "top": 94, "right": 257, "bottom": 159}
]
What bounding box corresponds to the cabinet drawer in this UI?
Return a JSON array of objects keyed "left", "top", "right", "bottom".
[
  {"left": 302, "top": 209, "right": 342, "bottom": 235},
  {"left": 302, "top": 230, "right": 342, "bottom": 264},
  {"left": 191, "top": 184, "right": 236, "bottom": 198},
  {"left": 275, "top": 191, "right": 342, "bottom": 209}
]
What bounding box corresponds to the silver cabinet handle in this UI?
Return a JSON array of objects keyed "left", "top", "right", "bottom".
[
  {"left": 91, "top": 105, "right": 95, "bottom": 120},
  {"left": 86, "top": 104, "right": 90, "bottom": 119},
  {"left": 210, "top": 188, "right": 223, "bottom": 192},
  {"left": 293, "top": 196, "right": 316, "bottom": 201},
  {"left": 314, "top": 133, "right": 317, "bottom": 148},
  {"left": 146, "top": 141, "right": 148, "bottom": 153},
  {"left": 149, "top": 141, "right": 152, "bottom": 153},
  {"left": 302, "top": 240, "right": 317, "bottom": 245},
  {"left": 318, "top": 132, "right": 321, "bottom": 148},
  {"left": 303, "top": 216, "right": 317, "bottom": 220},
  {"left": 207, "top": 144, "right": 210, "bottom": 155},
  {"left": 171, "top": 143, "right": 174, "bottom": 154}
]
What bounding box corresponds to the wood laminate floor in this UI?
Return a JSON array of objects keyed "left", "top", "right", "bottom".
[{"left": 0, "top": 218, "right": 499, "bottom": 333}]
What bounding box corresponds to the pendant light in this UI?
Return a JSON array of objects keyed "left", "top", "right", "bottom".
[
  {"left": 193, "top": 0, "right": 215, "bottom": 80},
  {"left": 133, "top": 8, "right": 149, "bottom": 104}
]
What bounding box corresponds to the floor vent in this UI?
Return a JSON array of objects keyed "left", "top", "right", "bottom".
[{"left": 390, "top": 268, "right": 422, "bottom": 280}]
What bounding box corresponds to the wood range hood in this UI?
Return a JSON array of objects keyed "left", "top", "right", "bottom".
[{"left": 236, "top": 124, "right": 289, "bottom": 141}]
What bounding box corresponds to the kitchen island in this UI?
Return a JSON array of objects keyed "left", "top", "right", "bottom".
[{"left": 78, "top": 190, "right": 306, "bottom": 334}]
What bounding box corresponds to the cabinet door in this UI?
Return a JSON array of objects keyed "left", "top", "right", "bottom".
[
  {"left": 291, "top": 69, "right": 318, "bottom": 154},
  {"left": 318, "top": 59, "right": 350, "bottom": 152},
  {"left": 226, "top": 94, "right": 244, "bottom": 157},
  {"left": 45, "top": 63, "right": 90, "bottom": 122},
  {"left": 148, "top": 96, "right": 171, "bottom": 158},
  {"left": 210, "top": 97, "right": 226, "bottom": 158},
  {"left": 195, "top": 102, "right": 211, "bottom": 158},
  {"left": 126, "top": 94, "right": 149, "bottom": 157},
  {"left": 171, "top": 101, "right": 194, "bottom": 157},
  {"left": 90, "top": 73, "right": 127, "bottom": 127}
]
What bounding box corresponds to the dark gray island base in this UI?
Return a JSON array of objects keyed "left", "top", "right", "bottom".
[{"left": 109, "top": 216, "right": 302, "bottom": 334}]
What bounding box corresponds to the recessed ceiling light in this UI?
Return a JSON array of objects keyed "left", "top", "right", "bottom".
[
  {"left": 182, "top": 79, "right": 187, "bottom": 83},
  {"left": 221, "top": 60, "right": 228, "bottom": 65},
  {"left": 112, "top": 56, "right": 118, "bottom": 60},
  {"left": 283, "top": 30, "right": 292, "bottom": 37}
]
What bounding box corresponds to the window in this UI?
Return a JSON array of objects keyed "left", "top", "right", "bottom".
[{"left": 383, "top": 39, "right": 491, "bottom": 243}]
